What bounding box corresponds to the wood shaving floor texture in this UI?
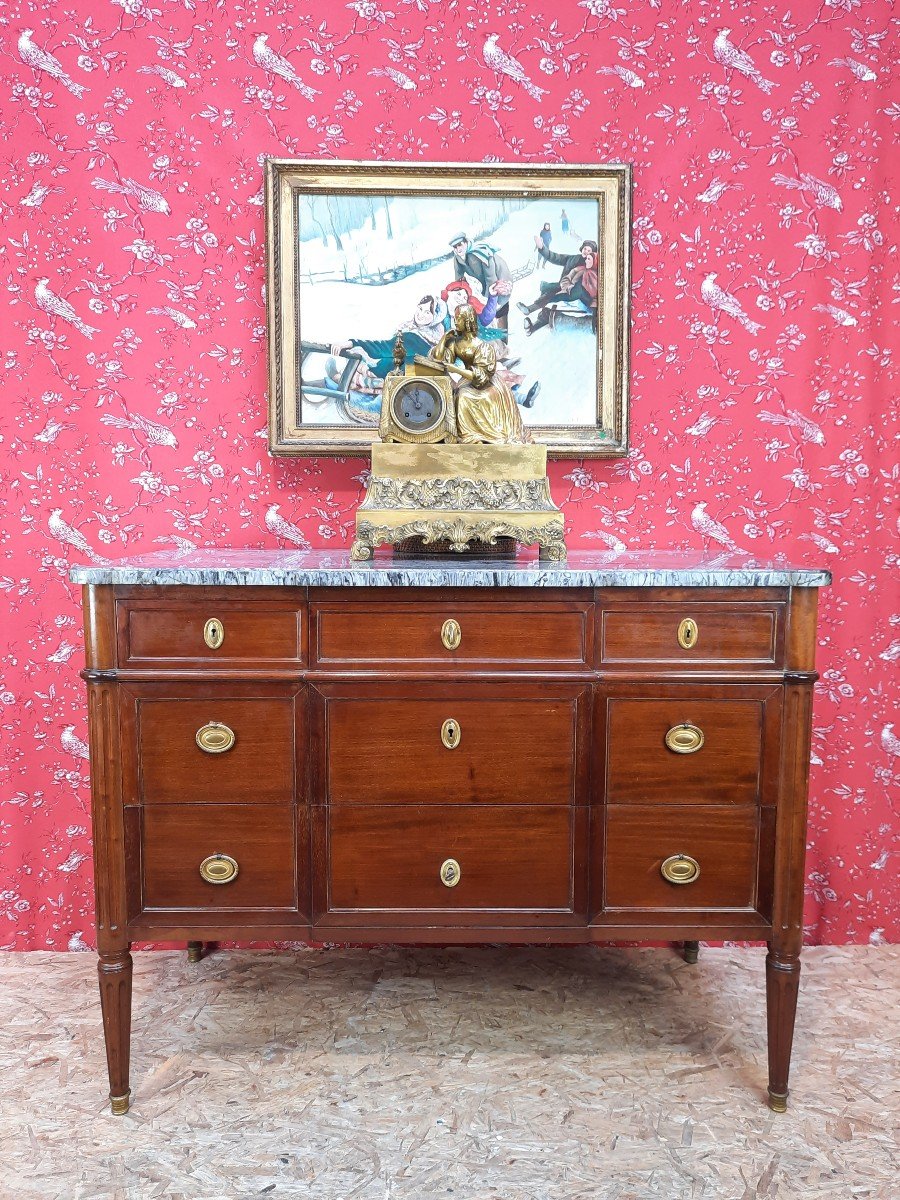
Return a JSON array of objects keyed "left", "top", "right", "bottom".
[{"left": 0, "top": 947, "right": 896, "bottom": 1199}]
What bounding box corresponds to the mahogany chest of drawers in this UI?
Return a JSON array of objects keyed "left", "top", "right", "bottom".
[{"left": 72, "top": 551, "right": 829, "bottom": 1116}]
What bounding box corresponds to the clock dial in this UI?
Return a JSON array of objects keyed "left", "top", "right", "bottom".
[{"left": 391, "top": 380, "right": 444, "bottom": 435}]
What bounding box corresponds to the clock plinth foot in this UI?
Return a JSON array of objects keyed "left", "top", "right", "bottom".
[{"left": 350, "top": 539, "right": 373, "bottom": 561}]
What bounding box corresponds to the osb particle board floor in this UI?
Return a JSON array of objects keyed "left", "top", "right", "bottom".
[{"left": 0, "top": 948, "right": 896, "bottom": 1200}]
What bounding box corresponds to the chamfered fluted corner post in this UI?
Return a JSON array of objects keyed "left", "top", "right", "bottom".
[
  {"left": 683, "top": 940, "right": 700, "bottom": 965},
  {"left": 187, "top": 941, "right": 203, "bottom": 963},
  {"left": 765, "top": 586, "right": 820, "bottom": 1113},
  {"left": 82, "top": 584, "right": 134, "bottom": 1114},
  {"left": 98, "top": 950, "right": 133, "bottom": 1114}
]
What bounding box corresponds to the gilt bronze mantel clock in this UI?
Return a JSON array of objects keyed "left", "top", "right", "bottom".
[{"left": 351, "top": 312, "right": 567, "bottom": 561}]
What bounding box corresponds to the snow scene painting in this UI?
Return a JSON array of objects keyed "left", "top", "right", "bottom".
[{"left": 294, "top": 192, "right": 602, "bottom": 431}]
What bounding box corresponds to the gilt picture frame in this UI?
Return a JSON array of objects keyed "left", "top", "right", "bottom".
[{"left": 265, "top": 159, "right": 631, "bottom": 458}]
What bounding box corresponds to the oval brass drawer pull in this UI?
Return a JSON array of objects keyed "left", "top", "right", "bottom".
[
  {"left": 661, "top": 854, "right": 701, "bottom": 885},
  {"left": 665, "top": 723, "right": 705, "bottom": 754},
  {"left": 441, "top": 619, "right": 461, "bottom": 651},
  {"left": 203, "top": 618, "right": 225, "bottom": 650},
  {"left": 440, "top": 718, "right": 461, "bottom": 750},
  {"left": 199, "top": 853, "right": 239, "bottom": 885},
  {"left": 677, "top": 617, "right": 698, "bottom": 650},
  {"left": 440, "top": 858, "right": 461, "bottom": 888},
  {"left": 195, "top": 721, "right": 236, "bottom": 754}
]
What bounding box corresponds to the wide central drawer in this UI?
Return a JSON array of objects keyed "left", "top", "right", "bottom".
[
  {"left": 318, "top": 684, "right": 587, "bottom": 805},
  {"left": 310, "top": 593, "right": 593, "bottom": 672},
  {"left": 326, "top": 805, "right": 575, "bottom": 913}
]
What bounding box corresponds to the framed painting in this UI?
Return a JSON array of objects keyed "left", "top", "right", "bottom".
[{"left": 266, "top": 160, "right": 631, "bottom": 458}]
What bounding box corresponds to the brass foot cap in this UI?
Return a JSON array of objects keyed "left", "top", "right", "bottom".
[
  {"left": 767, "top": 1090, "right": 788, "bottom": 1113},
  {"left": 187, "top": 942, "right": 203, "bottom": 963},
  {"left": 683, "top": 946, "right": 700, "bottom": 965},
  {"left": 110, "top": 1092, "right": 131, "bottom": 1116}
]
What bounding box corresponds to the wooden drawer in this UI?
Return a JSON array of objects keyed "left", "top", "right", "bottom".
[
  {"left": 605, "top": 697, "right": 769, "bottom": 805},
  {"left": 311, "top": 593, "right": 592, "bottom": 672},
  {"left": 321, "top": 686, "right": 586, "bottom": 805},
  {"left": 599, "top": 599, "right": 783, "bottom": 669},
  {"left": 118, "top": 597, "right": 303, "bottom": 667},
  {"left": 141, "top": 804, "right": 297, "bottom": 910},
  {"left": 123, "top": 687, "right": 298, "bottom": 804},
  {"left": 604, "top": 806, "right": 759, "bottom": 910},
  {"left": 327, "top": 805, "right": 575, "bottom": 913}
]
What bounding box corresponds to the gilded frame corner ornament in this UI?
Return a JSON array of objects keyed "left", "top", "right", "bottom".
[{"left": 265, "top": 159, "right": 632, "bottom": 459}]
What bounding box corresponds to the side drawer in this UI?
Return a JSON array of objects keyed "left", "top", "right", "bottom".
[
  {"left": 141, "top": 804, "right": 297, "bottom": 910},
  {"left": 326, "top": 805, "right": 576, "bottom": 914},
  {"left": 310, "top": 592, "right": 593, "bottom": 672},
  {"left": 604, "top": 806, "right": 759, "bottom": 911},
  {"left": 599, "top": 598, "right": 784, "bottom": 670}
]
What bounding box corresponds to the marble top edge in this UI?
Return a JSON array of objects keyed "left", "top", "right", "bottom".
[{"left": 68, "top": 549, "right": 831, "bottom": 588}]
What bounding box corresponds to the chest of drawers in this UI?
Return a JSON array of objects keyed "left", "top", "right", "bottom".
[{"left": 72, "top": 550, "right": 829, "bottom": 1116}]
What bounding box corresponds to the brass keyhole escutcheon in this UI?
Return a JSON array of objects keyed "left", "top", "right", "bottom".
[
  {"left": 677, "top": 617, "right": 698, "bottom": 650},
  {"left": 199, "top": 853, "right": 239, "bottom": 885},
  {"left": 440, "top": 858, "right": 461, "bottom": 888},
  {"left": 441, "top": 619, "right": 462, "bottom": 651},
  {"left": 441, "top": 718, "right": 461, "bottom": 750},
  {"left": 196, "top": 721, "right": 236, "bottom": 754},
  {"left": 203, "top": 618, "right": 225, "bottom": 650},
  {"left": 660, "top": 854, "right": 701, "bottom": 885},
  {"left": 665, "top": 723, "right": 705, "bottom": 754}
]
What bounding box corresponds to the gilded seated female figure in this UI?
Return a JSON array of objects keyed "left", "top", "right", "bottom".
[{"left": 429, "top": 305, "right": 529, "bottom": 445}]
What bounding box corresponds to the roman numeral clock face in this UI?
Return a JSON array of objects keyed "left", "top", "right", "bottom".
[{"left": 391, "top": 379, "right": 444, "bottom": 435}]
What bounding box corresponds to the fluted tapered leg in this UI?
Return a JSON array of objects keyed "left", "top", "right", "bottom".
[
  {"left": 98, "top": 949, "right": 133, "bottom": 1114},
  {"left": 766, "top": 948, "right": 800, "bottom": 1112}
]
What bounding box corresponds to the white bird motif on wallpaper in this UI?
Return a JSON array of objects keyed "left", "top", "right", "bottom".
[
  {"left": 800, "top": 532, "right": 841, "bottom": 555},
  {"left": 813, "top": 304, "right": 858, "bottom": 327},
  {"left": 18, "top": 29, "right": 86, "bottom": 97},
  {"left": 712, "top": 29, "right": 775, "bottom": 93},
  {"left": 685, "top": 412, "right": 729, "bottom": 437},
  {"left": 691, "top": 502, "right": 738, "bottom": 550},
  {"left": 265, "top": 504, "right": 311, "bottom": 548},
  {"left": 252, "top": 35, "right": 319, "bottom": 100},
  {"left": 772, "top": 172, "right": 842, "bottom": 211},
  {"left": 696, "top": 179, "right": 741, "bottom": 204},
  {"left": 61, "top": 725, "right": 90, "bottom": 761},
  {"left": 34, "top": 417, "right": 71, "bottom": 444},
  {"left": 48, "top": 509, "right": 105, "bottom": 562},
  {"left": 21, "top": 182, "right": 63, "bottom": 208},
  {"left": 35, "top": 279, "right": 98, "bottom": 339},
  {"left": 100, "top": 411, "right": 178, "bottom": 448},
  {"left": 138, "top": 64, "right": 187, "bottom": 88},
  {"left": 879, "top": 641, "right": 900, "bottom": 663},
  {"left": 581, "top": 529, "right": 627, "bottom": 553},
  {"left": 48, "top": 640, "right": 79, "bottom": 664},
  {"left": 369, "top": 66, "right": 416, "bottom": 90},
  {"left": 597, "top": 64, "right": 645, "bottom": 88},
  {"left": 757, "top": 409, "right": 825, "bottom": 444},
  {"left": 701, "top": 273, "right": 763, "bottom": 334},
  {"left": 881, "top": 724, "right": 900, "bottom": 758},
  {"left": 148, "top": 306, "right": 197, "bottom": 329},
  {"left": 829, "top": 57, "right": 877, "bottom": 82},
  {"left": 482, "top": 34, "right": 547, "bottom": 101},
  {"left": 91, "top": 177, "right": 171, "bottom": 215}
]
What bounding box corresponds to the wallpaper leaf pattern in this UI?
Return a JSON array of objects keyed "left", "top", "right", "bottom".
[{"left": 0, "top": 0, "right": 896, "bottom": 948}]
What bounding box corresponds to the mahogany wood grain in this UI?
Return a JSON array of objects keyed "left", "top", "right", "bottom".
[
  {"left": 322, "top": 686, "right": 586, "bottom": 806},
  {"left": 133, "top": 694, "right": 296, "bottom": 804},
  {"left": 311, "top": 593, "right": 593, "bottom": 672},
  {"left": 604, "top": 805, "right": 760, "bottom": 911},
  {"left": 141, "top": 804, "right": 298, "bottom": 910},
  {"left": 326, "top": 804, "right": 578, "bottom": 915}
]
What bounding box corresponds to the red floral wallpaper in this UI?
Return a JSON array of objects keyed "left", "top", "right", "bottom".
[{"left": 0, "top": 1, "right": 896, "bottom": 950}]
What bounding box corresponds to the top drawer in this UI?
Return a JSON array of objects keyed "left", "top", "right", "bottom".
[
  {"left": 118, "top": 596, "right": 303, "bottom": 668},
  {"left": 310, "top": 593, "right": 593, "bottom": 673},
  {"left": 599, "top": 598, "right": 784, "bottom": 670}
]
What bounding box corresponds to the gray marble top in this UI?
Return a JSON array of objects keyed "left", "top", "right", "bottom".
[{"left": 69, "top": 549, "right": 831, "bottom": 588}]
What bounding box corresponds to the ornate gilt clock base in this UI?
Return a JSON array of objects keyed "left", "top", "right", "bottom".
[{"left": 352, "top": 444, "right": 566, "bottom": 561}]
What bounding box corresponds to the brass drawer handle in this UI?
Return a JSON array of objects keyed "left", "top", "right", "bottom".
[
  {"left": 677, "top": 617, "right": 698, "bottom": 650},
  {"left": 441, "top": 619, "right": 461, "bottom": 651},
  {"left": 203, "top": 618, "right": 224, "bottom": 650},
  {"left": 196, "top": 721, "right": 236, "bottom": 754},
  {"left": 440, "top": 718, "right": 461, "bottom": 750},
  {"left": 665, "top": 723, "right": 705, "bottom": 754},
  {"left": 661, "top": 854, "right": 701, "bottom": 885},
  {"left": 199, "top": 853, "right": 239, "bottom": 885},
  {"left": 440, "top": 858, "right": 461, "bottom": 888}
]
